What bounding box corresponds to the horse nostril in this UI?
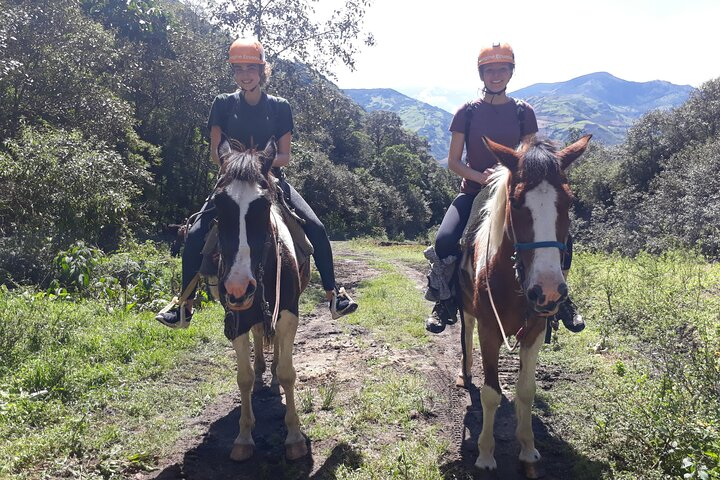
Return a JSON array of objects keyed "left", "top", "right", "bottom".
[
  {"left": 227, "top": 293, "right": 241, "bottom": 304},
  {"left": 246, "top": 283, "right": 256, "bottom": 297},
  {"left": 527, "top": 285, "right": 544, "bottom": 304},
  {"left": 558, "top": 283, "right": 569, "bottom": 302}
]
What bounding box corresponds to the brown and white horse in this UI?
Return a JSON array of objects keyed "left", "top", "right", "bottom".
[
  {"left": 212, "top": 138, "right": 310, "bottom": 462},
  {"left": 458, "top": 135, "right": 591, "bottom": 477}
]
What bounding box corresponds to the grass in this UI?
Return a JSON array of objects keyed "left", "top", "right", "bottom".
[{"left": 2, "top": 240, "right": 719, "bottom": 479}]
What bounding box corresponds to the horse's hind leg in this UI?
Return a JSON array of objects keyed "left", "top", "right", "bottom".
[
  {"left": 457, "top": 312, "right": 476, "bottom": 388},
  {"left": 230, "top": 334, "right": 255, "bottom": 461},
  {"left": 251, "top": 324, "right": 266, "bottom": 387},
  {"left": 476, "top": 332, "right": 502, "bottom": 471},
  {"left": 516, "top": 328, "right": 545, "bottom": 478},
  {"left": 274, "top": 310, "right": 307, "bottom": 460}
]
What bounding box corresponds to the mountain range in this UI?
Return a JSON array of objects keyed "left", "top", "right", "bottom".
[{"left": 344, "top": 72, "right": 695, "bottom": 161}]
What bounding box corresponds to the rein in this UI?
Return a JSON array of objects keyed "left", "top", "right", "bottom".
[{"left": 485, "top": 216, "right": 519, "bottom": 352}]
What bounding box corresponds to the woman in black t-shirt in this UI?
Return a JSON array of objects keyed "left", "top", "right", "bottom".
[{"left": 156, "top": 38, "right": 357, "bottom": 327}]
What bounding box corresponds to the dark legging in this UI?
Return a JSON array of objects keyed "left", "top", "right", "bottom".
[
  {"left": 434, "top": 192, "right": 575, "bottom": 268},
  {"left": 181, "top": 181, "right": 336, "bottom": 298},
  {"left": 435, "top": 193, "right": 477, "bottom": 260}
]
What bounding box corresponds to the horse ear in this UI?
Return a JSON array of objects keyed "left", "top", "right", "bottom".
[
  {"left": 482, "top": 136, "right": 519, "bottom": 172},
  {"left": 558, "top": 134, "right": 592, "bottom": 169},
  {"left": 217, "top": 134, "right": 232, "bottom": 162},
  {"left": 259, "top": 137, "right": 277, "bottom": 176}
]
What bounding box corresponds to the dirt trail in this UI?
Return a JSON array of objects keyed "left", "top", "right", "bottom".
[{"left": 139, "top": 246, "right": 578, "bottom": 480}]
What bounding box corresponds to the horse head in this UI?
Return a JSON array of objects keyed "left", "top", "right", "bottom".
[
  {"left": 483, "top": 135, "right": 591, "bottom": 315},
  {"left": 214, "top": 136, "right": 277, "bottom": 311}
]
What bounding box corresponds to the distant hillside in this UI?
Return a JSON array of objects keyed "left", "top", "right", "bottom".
[
  {"left": 511, "top": 72, "right": 694, "bottom": 144},
  {"left": 343, "top": 88, "right": 453, "bottom": 162},
  {"left": 345, "top": 73, "right": 695, "bottom": 163}
]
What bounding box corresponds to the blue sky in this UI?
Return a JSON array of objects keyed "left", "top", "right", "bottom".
[{"left": 331, "top": 0, "right": 720, "bottom": 111}]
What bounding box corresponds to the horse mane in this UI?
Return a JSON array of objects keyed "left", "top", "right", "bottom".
[
  {"left": 519, "top": 139, "right": 562, "bottom": 185},
  {"left": 218, "top": 147, "right": 277, "bottom": 198},
  {"left": 470, "top": 168, "right": 510, "bottom": 267}
]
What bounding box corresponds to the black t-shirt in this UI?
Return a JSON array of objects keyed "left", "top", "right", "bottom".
[{"left": 207, "top": 91, "right": 294, "bottom": 150}]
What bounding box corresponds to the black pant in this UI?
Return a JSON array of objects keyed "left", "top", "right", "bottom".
[
  {"left": 181, "top": 181, "right": 336, "bottom": 298},
  {"left": 435, "top": 193, "right": 477, "bottom": 260}
]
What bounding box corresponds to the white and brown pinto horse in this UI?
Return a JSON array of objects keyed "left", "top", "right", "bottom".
[
  {"left": 213, "top": 138, "right": 310, "bottom": 462},
  {"left": 458, "top": 135, "right": 591, "bottom": 478}
]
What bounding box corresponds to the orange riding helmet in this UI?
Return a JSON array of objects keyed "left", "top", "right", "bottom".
[
  {"left": 477, "top": 42, "right": 515, "bottom": 67},
  {"left": 228, "top": 38, "right": 266, "bottom": 64}
]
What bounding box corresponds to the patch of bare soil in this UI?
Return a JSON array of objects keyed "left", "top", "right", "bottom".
[{"left": 138, "top": 246, "right": 585, "bottom": 480}]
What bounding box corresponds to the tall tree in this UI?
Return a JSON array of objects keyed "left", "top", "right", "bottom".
[{"left": 206, "top": 0, "right": 374, "bottom": 77}]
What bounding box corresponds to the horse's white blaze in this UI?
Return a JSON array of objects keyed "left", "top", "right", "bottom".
[
  {"left": 524, "top": 180, "right": 564, "bottom": 300},
  {"left": 225, "top": 182, "right": 263, "bottom": 292}
]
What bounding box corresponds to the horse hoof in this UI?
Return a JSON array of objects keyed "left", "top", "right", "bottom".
[
  {"left": 230, "top": 444, "right": 254, "bottom": 462},
  {"left": 456, "top": 374, "right": 472, "bottom": 389},
  {"left": 285, "top": 440, "right": 308, "bottom": 460},
  {"left": 521, "top": 460, "right": 545, "bottom": 479}
]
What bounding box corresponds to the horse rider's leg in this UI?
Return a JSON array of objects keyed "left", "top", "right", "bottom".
[
  {"left": 230, "top": 333, "right": 256, "bottom": 461},
  {"left": 457, "top": 312, "right": 476, "bottom": 388},
  {"left": 476, "top": 332, "right": 503, "bottom": 471},
  {"left": 516, "top": 326, "right": 546, "bottom": 477},
  {"left": 251, "top": 324, "right": 266, "bottom": 386},
  {"left": 274, "top": 310, "right": 307, "bottom": 460}
]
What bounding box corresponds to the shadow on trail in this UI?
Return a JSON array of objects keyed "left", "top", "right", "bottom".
[
  {"left": 439, "top": 382, "right": 611, "bottom": 480},
  {"left": 149, "top": 383, "right": 364, "bottom": 480}
]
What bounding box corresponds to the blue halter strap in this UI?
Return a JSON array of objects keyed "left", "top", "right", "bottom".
[{"left": 514, "top": 241, "right": 567, "bottom": 251}]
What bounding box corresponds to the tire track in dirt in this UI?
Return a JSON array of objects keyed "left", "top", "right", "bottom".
[{"left": 138, "top": 245, "right": 577, "bottom": 480}]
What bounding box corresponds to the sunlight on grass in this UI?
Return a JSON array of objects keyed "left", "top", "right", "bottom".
[{"left": 344, "top": 262, "right": 431, "bottom": 348}]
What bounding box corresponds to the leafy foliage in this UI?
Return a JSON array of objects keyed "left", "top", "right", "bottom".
[
  {"left": 206, "top": 0, "right": 374, "bottom": 76},
  {"left": 0, "top": 125, "right": 151, "bottom": 283},
  {"left": 569, "top": 250, "right": 720, "bottom": 479},
  {"left": 569, "top": 78, "right": 720, "bottom": 259}
]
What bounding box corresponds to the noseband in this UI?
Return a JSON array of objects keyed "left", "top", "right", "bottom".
[{"left": 512, "top": 240, "right": 567, "bottom": 287}]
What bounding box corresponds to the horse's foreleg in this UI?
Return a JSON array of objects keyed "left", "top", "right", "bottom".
[
  {"left": 457, "top": 312, "right": 476, "bottom": 388},
  {"left": 251, "top": 324, "right": 266, "bottom": 386},
  {"left": 270, "top": 332, "right": 280, "bottom": 392},
  {"left": 476, "top": 333, "right": 502, "bottom": 471},
  {"left": 516, "top": 328, "right": 545, "bottom": 478},
  {"left": 274, "top": 310, "right": 307, "bottom": 460},
  {"left": 230, "top": 334, "right": 255, "bottom": 461}
]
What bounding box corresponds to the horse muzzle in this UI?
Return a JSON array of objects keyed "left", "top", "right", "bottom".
[
  {"left": 224, "top": 282, "right": 256, "bottom": 311},
  {"left": 526, "top": 283, "right": 568, "bottom": 315}
]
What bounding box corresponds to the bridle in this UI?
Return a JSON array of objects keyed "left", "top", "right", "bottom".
[
  {"left": 217, "top": 191, "right": 283, "bottom": 337},
  {"left": 483, "top": 186, "right": 567, "bottom": 351}
]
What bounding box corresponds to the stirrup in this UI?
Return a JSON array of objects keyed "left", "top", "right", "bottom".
[
  {"left": 156, "top": 297, "right": 192, "bottom": 329},
  {"left": 330, "top": 287, "right": 358, "bottom": 319}
]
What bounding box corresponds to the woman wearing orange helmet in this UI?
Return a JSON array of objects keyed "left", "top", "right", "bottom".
[
  {"left": 157, "top": 38, "right": 357, "bottom": 327},
  {"left": 425, "top": 42, "right": 584, "bottom": 334}
]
